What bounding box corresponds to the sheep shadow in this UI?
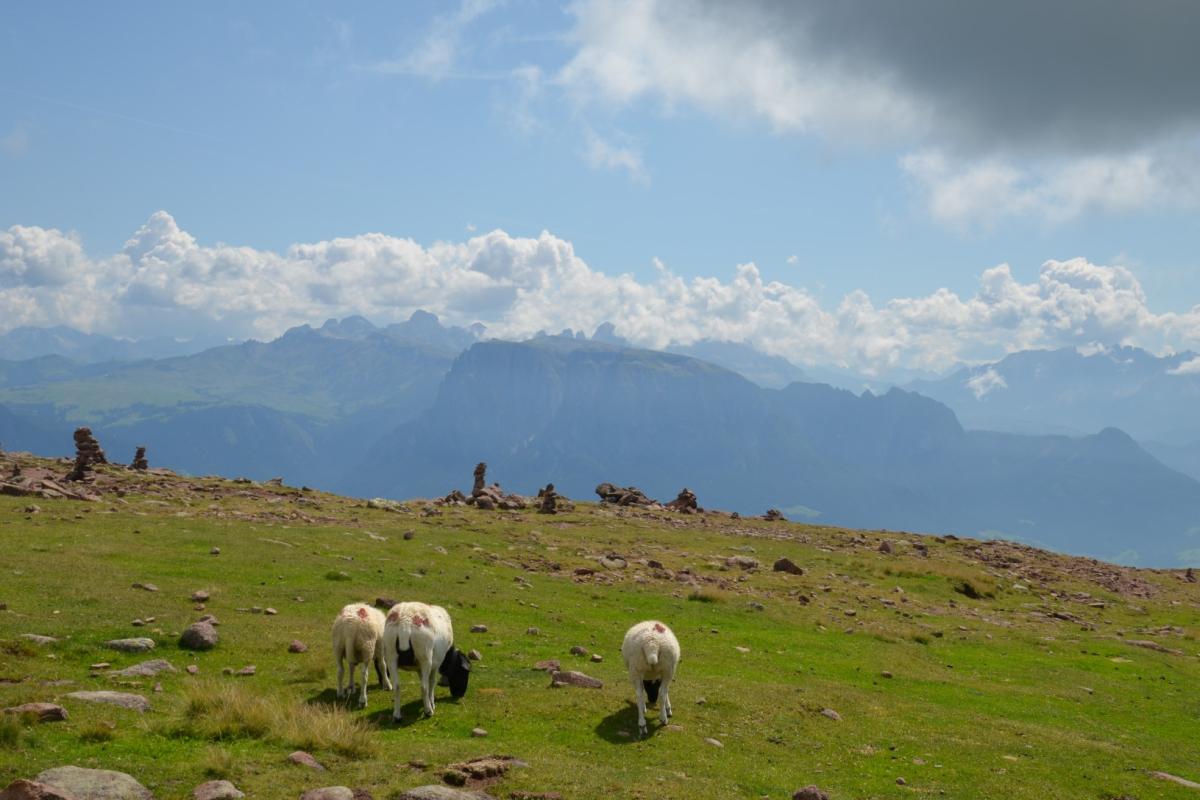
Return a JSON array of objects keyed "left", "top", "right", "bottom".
[{"left": 595, "top": 700, "right": 657, "bottom": 744}]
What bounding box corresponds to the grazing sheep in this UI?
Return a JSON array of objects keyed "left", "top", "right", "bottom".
[
  {"left": 382, "top": 601, "right": 471, "bottom": 721},
  {"left": 331, "top": 602, "right": 392, "bottom": 707},
  {"left": 621, "top": 620, "right": 681, "bottom": 736}
]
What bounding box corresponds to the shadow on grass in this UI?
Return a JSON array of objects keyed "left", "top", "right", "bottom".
[{"left": 595, "top": 700, "right": 658, "bottom": 744}]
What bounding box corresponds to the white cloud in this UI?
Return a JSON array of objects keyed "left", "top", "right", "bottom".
[
  {"left": 965, "top": 367, "right": 1008, "bottom": 399},
  {"left": 583, "top": 129, "right": 647, "bottom": 182},
  {"left": 1168, "top": 356, "right": 1200, "bottom": 376},
  {"left": 4, "top": 212, "right": 1200, "bottom": 375},
  {"left": 367, "top": 0, "right": 501, "bottom": 79},
  {"left": 786, "top": 255, "right": 799, "bottom": 265}
]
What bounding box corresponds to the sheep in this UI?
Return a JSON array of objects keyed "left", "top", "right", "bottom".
[
  {"left": 331, "top": 602, "right": 392, "bottom": 707},
  {"left": 621, "top": 620, "right": 681, "bottom": 736},
  {"left": 382, "top": 601, "right": 471, "bottom": 721}
]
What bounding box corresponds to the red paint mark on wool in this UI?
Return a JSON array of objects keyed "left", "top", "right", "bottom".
[
  {"left": 653, "top": 623, "right": 666, "bottom": 633},
  {"left": 413, "top": 615, "right": 428, "bottom": 628},
  {"left": 357, "top": 607, "right": 369, "bottom": 620},
  {"left": 387, "top": 610, "right": 400, "bottom": 622}
]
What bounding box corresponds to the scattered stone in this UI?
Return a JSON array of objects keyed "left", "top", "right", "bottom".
[
  {"left": 24, "top": 505, "right": 40, "bottom": 515},
  {"left": 130, "top": 619, "right": 145, "bottom": 627},
  {"left": 395, "top": 788, "right": 492, "bottom": 800},
  {"left": 35, "top": 767, "right": 151, "bottom": 800},
  {"left": 235, "top": 665, "right": 256, "bottom": 677},
  {"left": 735, "top": 646, "right": 750, "bottom": 653},
  {"left": 288, "top": 640, "right": 308, "bottom": 654},
  {"left": 190, "top": 590, "right": 210, "bottom": 602},
  {"left": 471, "top": 727, "right": 488, "bottom": 737},
  {"left": 772, "top": 557, "right": 804, "bottom": 575},
  {"left": 1149, "top": 772, "right": 1200, "bottom": 789},
  {"left": 896, "top": 777, "right": 907, "bottom": 786},
  {"left": 131, "top": 582, "right": 158, "bottom": 593},
  {"left": 590, "top": 653, "right": 603, "bottom": 663},
  {"left": 105, "top": 638, "right": 155, "bottom": 653},
  {"left": 792, "top": 787, "right": 830, "bottom": 800},
  {"left": 265, "top": 608, "right": 277, "bottom": 616},
  {"left": 881, "top": 670, "right": 893, "bottom": 679},
  {"left": 549, "top": 670, "right": 603, "bottom": 689},
  {"left": 467, "top": 649, "right": 482, "bottom": 662},
  {"left": 193, "top": 779, "right": 245, "bottom": 800},
  {"left": 288, "top": 751, "right": 325, "bottom": 771},
  {"left": 65, "top": 691, "right": 150, "bottom": 713},
  {"left": 179, "top": 622, "right": 218, "bottom": 651},
  {"left": 403, "top": 531, "right": 415, "bottom": 540},
  {"left": 820, "top": 708, "right": 842, "bottom": 721},
  {"left": 665, "top": 487, "right": 698, "bottom": 513},
  {"left": 705, "top": 737, "right": 723, "bottom": 748},
  {"left": 1126, "top": 639, "right": 1184, "bottom": 655},
  {"left": 20, "top": 634, "right": 57, "bottom": 646},
  {"left": 210, "top": 547, "right": 220, "bottom": 555},
  {"left": 0, "top": 779, "right": 78, "bottom": 800},
  {"left": 186, "top": 665, "right": 199, "bottom": 675},
  {"left": 111, "top": 659, "right": 176, "bottom": 678},
  {"left": 878, "top": 540, "right": 893, "bottom": 554},
  {"left": 510, "top": 794, "right": 562, "bottom": 800},
  {"left": 569, "top": 645, "right": 589, "bottom": 656},
  {"left": 470, "top": 624, "right": 488, "bottom": 634},
  {"left": 299, "top": 789, "right": 354, "bottom": 800},
  {"left": 525, "top": 627, "right": 539, "bottom": 636},
  {"left": 594, "top": 482, "right": 656, "bottom": 506},
  {"left": 2, "top": 702, "right": 68, "bottom": 722},
  {"left": 597, "top": 555, "right": 627, "bottom": 570},
  {"left": 533, "top": 659, "right": 561, "bottom": 672},
  {"left": 536, "top": 483, "right": 558, "bottom": 515},
  {"left": 1186, "top": 567, "right": 1197, "bottom": 583},
  {"left": 725, "top": 555, "right": 759, "bottom": 570},
  {"left": 762, "top": 508, "right": 786, "bottom": 521}
]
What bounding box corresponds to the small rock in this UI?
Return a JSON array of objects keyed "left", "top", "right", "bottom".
[
  {"left": 549, "top": 670, "right": 603, "bottom": 689},
  {"left": 773, "top": 558, "right": 805, "bottom": 575},
  {"left": 24, "top": 505, "right": 40, "bottom": 514},
  {"left": 395, "top": 787, "right": 492, "bottom": 800},
  {"left": 471, "top": 727, "right": 488, "bottom": 737},
  {"left": 235, "top": 665, "right": 256, "bottom": 676},
  {"left": 131, "top": 582, "right": 159, "bottom": 592},
  {"left": 191, "top": 590, "right": 210, "bottom": 602},
  {"left": 111, "top": 659, "right": 176, "bottom": 678},
  {"left": 725, "top": 556, "right": 759, "bottom": 570},
  {"left": 299, "top": 789, "right": 354, "bottom": 800},
  {"left": 569, "top": 645, "right": 588, "bottom": 656},
  {"left": 792, "top": 787, "right": 830, "bottom": 800},
  {"left": 878, "top": 540, "right": 893, "bottom": 554},
  {"left": 0, "top": 779, "right": 77, "bottom": 799},
  {"left": 210, "top": 547, "right": 221, "bottom": 555},
  {"left": 843, "top": 609, "right": 857, "bottom": 617},
  {"left": 288, "top": 640, "right": 308, "bottom": 653},
  {"left": 705, "top": 737, "right": 723, "bottom": 748},
  {"left": 153, "top": 683, "right": 163, "bottom": 693},
  {"left": 525, "top": 626, "right": 539, "bottom": 636},
  {"left": 193, "top": 779, "right": 246, "bottom": 800},
  {"left": 264, "top": 608, "right": 277, "bottom": 616},
  {"left": 35, "top": 767, "right": 153, "bottom": 800},
  {"left": 186, "top": 664, "right": 200, "bottom": 675},
  {"left": 131, "top": 619, "right": 145, "bottom": 627},
  {"left": 467, "top": 649, "right": 482, "bottom": 661},
  {"left": 179, "top": 622, "right": 219, "bottom": 651},
  {"left": 735, "top": 646, "right": 750, "bottom": 653},
  {"left": 65, "top": 691, "right": 150, "bottom": 713},
  {"left": 896, "top": 777, "right": 907, "bottom": 785},
  {"left": 696, "top": 697, "right": 707, "bottom": 705},
  {"left": 19, "top": 634, "right": 57, "bottom": 646},
  {"left": 881, "top": 670, "right": 893, "bottom": 679},
  {"left": 288, "top": 751, "right": 325, "bottom": 771},
  {"left": 470, "top": 624, "right": 488, "bottom": 634},
  {"left": 590, "top": 653, "right": 603, "bottom": 663},
  {"left": 820, "top": 708, "right": 842, "bottom": 721},
  {"left": 105, "top": 637, "right": 156, "bottom": 653},
  {"left": 403, "top": 531, "right": 414, "bottom": 540},
  {"left": 2, "top": 702, "right": 68, "bottom": 722},
  {"left": 533, "top": 659, "right": 561, "bottom": 672}
]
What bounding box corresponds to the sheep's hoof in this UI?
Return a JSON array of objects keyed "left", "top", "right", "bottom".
[
  {"left": 392, "top": 713, "right": 403, "bottom": 724},
  {"left": 637, "top": 723, "right": 648, "bottom": 737}
]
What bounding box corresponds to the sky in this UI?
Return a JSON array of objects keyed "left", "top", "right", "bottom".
[{"left": 2, "top": 1, "right": 1200, "bottom": 376}]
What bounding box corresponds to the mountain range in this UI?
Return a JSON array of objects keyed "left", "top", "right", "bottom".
[{"left": 1, "top": 319, "right": 1198, "bottom": 566}]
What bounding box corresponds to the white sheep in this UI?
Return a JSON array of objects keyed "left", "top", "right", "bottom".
[
  {"left": 331, "top": 602, "right": 392, "bottom": 707},
  {"left": 621, "top": 620, "right": 681, "bottom": 736},
  {"left": 382, "top": 601, "right": 471, "bottom": 721}
]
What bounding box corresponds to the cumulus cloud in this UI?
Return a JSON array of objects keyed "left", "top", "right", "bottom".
[
  {"left": 966, "top": 368, "right": 1008, "bottom": 399},
  {"left": 1168, "top": 356, "right": 1200, "bottom": 376},
  {"left": 583, "top": 129, "right": 647, "bottom": 182},
  {"left": 557, "top": 0, "right": 1200, "bottom": 224},
  {"left": 4, "top": 212, "right": 1200, "bottom": 374}
]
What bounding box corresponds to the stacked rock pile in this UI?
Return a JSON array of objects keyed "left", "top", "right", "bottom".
[{"left": 65, "top": 427, "right": 107, "bottom": 482}]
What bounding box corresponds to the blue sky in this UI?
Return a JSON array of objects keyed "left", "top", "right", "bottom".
[{"left": 2, "top": 1, "right": 1199, "bottom": 374}]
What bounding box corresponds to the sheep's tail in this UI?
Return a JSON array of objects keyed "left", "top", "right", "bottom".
[{"left": 642, "top": 637, "right": 661, "bottom": 667}]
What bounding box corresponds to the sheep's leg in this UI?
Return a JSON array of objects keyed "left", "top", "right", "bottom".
[
  {"left": 336, "top": 651, "right": 346, "bottom": 700},
  {"left": 425, "top": 665, "right": 438, "bottom": 713},
  {"left": 375, "top": 648, "right": 393, "bottom": 691},
  {"left": 659, "top": 673, "right": 672, "bottom": 726},
  {"left": 388, "top": 649, "right": 403, "bottom": 723},
  {"left": 358, "top": 659, "right": 370, "bottom": 708},
  {"left": 631, "top": 673, "right": 648, "bottom": 736},
  {"left": 419, "top": 655, "right": 436, "bottom": 716}
]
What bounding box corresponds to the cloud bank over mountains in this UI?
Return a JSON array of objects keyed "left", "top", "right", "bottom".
[{"left": 3, "top": 212, "right": 1199, "bottom": 375}]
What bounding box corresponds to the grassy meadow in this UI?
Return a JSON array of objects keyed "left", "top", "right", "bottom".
[{"left": 1, "top": 458, "right": 1199, "bottom": 799}]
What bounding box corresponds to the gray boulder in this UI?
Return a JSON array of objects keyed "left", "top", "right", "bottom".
[
  {"left": 179, "top": 622, "right": 218, "bottom": 651},
  {"left": 35, "top": 767, "right": 153, "bottom": 800}
]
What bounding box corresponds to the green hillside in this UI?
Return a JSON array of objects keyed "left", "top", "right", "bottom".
[{"left": 1, "top": 455, "right": 1198, "bottom": 799}]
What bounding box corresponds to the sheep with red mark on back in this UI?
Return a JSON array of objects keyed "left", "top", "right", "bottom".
[
  {"left": 621, "top": 620, "right": 681, "bottom": 736},
  {"left": 382, "top": 601, "right": 471, "bottom": 721},
  {"left": 331, "top": 602, "right": 392, "bottom": 707}
]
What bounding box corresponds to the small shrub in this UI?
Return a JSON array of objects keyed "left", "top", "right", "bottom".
[
  {"left": 202, "top": 745, "right": 234, "bottom": 778},
  {"left": 912, "top": 634, "right": 931, "bottom": 645},
  {"left": 182, "top": 682, "right": 272, "bottom": 740},
  {"left": 687, "top": 588, "right": 725, "bottom": 603},
  {"left": 79, "top": 720, "right": 117, "bottom": 743},
  {"left": 325, "top": 570, "right": 352, "bottom": 582},
  {"left": 0, "top": 715, "right": 22, "bottom": 748},
  {"left": 0, "top": 639, "right": 38, "bottom": 658},
  {"left": 277, "top": 703, "right": 377, "bottom": 759}
]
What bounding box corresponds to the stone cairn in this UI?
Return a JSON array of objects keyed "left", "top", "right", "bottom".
[
  {"left": 665, "top": 487, "right": 700, "bottom": 513},
  {"left": 65, "top": 427, "right": 107, "bottom": 482},
  {"left": 129, "top": 446, "right": 149, "bottom": 471},
  {"left": 762, "top": 508, "right": 786, "bottom": 522},
  {"left": 445, "top": 462, "right": 525, "bottom": 511},
  {"left": 537, "top": 483, "right": 558, "bottom": 514},
  {"left": 594, "top": 482, "right": 656, "bottom": 507}
]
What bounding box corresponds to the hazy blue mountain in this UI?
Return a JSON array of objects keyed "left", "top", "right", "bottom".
[
  {"left": 360, "top": 337, "right": 1200, "bottom": 566},
  {"left": 666, "top": 340, "right": 808, "bottom": 389},
  {"left": 0, "top": 325, "right": 225, "bottom": 363},
  {"left": 906, "top": 345, "right": 1200, "bottom": 479}
]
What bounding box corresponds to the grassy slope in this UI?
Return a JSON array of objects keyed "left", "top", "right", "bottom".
[{"left": 1, "top": 459, "right": 1199, "bottom": 799}]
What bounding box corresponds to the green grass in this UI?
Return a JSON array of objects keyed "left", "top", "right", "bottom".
[{"left": 1, "top": 458, "right": 1199, "bottom": 798}]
